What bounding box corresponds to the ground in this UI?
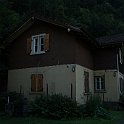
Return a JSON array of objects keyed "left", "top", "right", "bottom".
[{"left": 0, "top": 111, "right": 123, "bottom": 124}]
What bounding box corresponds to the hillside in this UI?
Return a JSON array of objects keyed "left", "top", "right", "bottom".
[{"left": 0, "top": 0, "right": 124, "bottom": 43}]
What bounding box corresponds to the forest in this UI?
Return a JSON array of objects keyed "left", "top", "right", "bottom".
[{"left": 0, "top": 0, "right": 124, "bottom": 43}]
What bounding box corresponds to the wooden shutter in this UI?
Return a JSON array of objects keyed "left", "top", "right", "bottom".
[
  {"left": 31, "top": 74, "right": 36, "bottom": 92},
  {"left": 44, "top": 33, "right": 49, "bottom": 51},
  {"left": 37, "top": 74, "right": 43, "bottom": 92},
  {"left": 31, "top": 74, "right": 43, "bottom": 92},
  {"left": 27, "top": 37, "right": 32, "bottom": 54}
]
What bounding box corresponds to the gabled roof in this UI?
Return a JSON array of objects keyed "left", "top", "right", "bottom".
[
  {"left": 96, "top": 33, "right": 124, "bottom": 47},
  {"left": 5, "top": 17, "right": 97, "bottom": 47}
]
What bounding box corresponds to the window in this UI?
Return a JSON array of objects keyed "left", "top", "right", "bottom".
[
  {"left": 31, "top": 74, "right": 43, "bottom": 92},
  {"left": 94, "top": 76, "right": 105, "bottom": 91},
  {"left": 120, "top": 78, "right": 124, "bottom": 93},
  {"left": 84, "top": 71, "right": 89, "bottom": 93},
  {"left": 32, "top": 34, "right": 45, "bottom": 54},
  {"left": 119, "top": 48, "right": 123, "bottom": 64},
  {"left": 27, "top": 33, "right": 49, "bottom": 55}
]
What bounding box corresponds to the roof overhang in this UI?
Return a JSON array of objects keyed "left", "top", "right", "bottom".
[
  {"left": 97, "top": 42, "right": 124, "bottom": 48},
  {"left": 5, "top": 17, "right": 98, "bottom": 47}
]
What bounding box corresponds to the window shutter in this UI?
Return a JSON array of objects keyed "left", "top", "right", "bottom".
[
  {"left": 44, "top": 33, "right": 49, "bottom": 51},
  {"left": 27, "top": 37, "right": 32, "bottom": 54},
  {"left": 37, "top": 74, "right": 43, "bottom": 92},
  {"left": 31, "top": 74, "right": 36, "bottom": 92}
]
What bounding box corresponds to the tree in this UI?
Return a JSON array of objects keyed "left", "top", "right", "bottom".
[{"left": 0, "top": 3, "right": 21, "bottom": 43}]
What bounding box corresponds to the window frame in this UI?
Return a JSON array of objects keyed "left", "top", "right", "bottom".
[
  {"left": 119, "top": 48, "right": 123, "bottom": 64},
  {"left": 94, "top": 76, "right": 105, "bottom": 92},
  {"left": 31, "top": 34, "right": 46, "bottom": 55},
  {"left": 120, "top": 78, "right": 124, "bottom": 94}
]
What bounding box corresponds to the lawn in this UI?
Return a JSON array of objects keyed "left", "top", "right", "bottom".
[{"left": 0, "top": 111, "right": 123, "bottom": 124}]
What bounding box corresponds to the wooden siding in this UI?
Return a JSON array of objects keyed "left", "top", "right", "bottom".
[
  {"left": 75, "top": 40, "right": 94, "bottom": 69},
  {"left": 7, "top": 21, "right": 94, "bottom": 70},
  {"left": 94, "top": 47, "right": 117, "bottom": 70}
]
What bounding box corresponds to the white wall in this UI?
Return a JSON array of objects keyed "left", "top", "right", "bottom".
[
  {"left": 94, "top": 70, "right": 119, "bottom": 102},
  {"left": 8, "top": 64, "right": 122, "bottom": 103},
  {"left": 75, "top": 65, "right": 94, "bottom": 104},
  {"left": 8, "top": 64, "right": 76, "bottom": 100}
]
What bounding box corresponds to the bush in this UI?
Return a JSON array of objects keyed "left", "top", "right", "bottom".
[
  {"left": 0, "top": 92, "right": 26, "bottom": 116},
  {"left": 83, "top": 95, "right": 111, "bottom": 119},
  {"left": 29, "top": 94, "right": 80, "bottom": 119},
  {"left": 0, "top": 92, "right": 7, "bottom": 112},
  {"left": 119, "top": 93, "right": 124, "bottom": 108},
  {"left": 84, "top": 95, "right": 102, "bottom": 116}
]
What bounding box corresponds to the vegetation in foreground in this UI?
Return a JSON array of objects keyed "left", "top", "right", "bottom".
[
  {"left": 0, "top": 111, "right": 123, "bottom": 124},
  {"left": 0, "top": 92, "right": 123, "bottom": 124},
  {"left": 0, "top": 92, "right": 112, "bottom": 119}
]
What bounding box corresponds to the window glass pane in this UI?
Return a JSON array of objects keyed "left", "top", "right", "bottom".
[
  {"left": 40, "top": 37, "right": 44, "bottom": 44},
  {"left": 101, "top": 81, "right": 105, "bottom": 90},
  {"left": 97, "top": 78, "right": 99, "bottom": 82},
  {"left": 39, "top": 37, "right": 44, "bottom": 52},
  {"left": 41, "top": 45, "right": 44, "bottom": 51},
  {"left": 35, "top": 38, "right": 38, "bottom": 45},
  {"left": 33, "top": 37, "right": 38, "bottom": 53},
  {"left": 95, "top": 76, "right": 105, "bottom": 90},
  {"left": 96, "top": 82, "right": 100, "bottom": 90},
  {"left": 35, "top": 46, "right": 38, "bottom": 52}
]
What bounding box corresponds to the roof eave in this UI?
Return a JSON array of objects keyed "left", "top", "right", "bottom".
[
  {"left": 5, "top": 16, "right": 97, "bottom": 47},
  {"left": 5, "top": 17, "right": 34, "bottom": 44},
  {"left": 97, "top": 42, "right": 123, "bottom": 48}
]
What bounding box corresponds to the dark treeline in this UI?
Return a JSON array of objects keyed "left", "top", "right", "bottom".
[{"left": 1, "top": 0, "right": 124, "bottom": 43}]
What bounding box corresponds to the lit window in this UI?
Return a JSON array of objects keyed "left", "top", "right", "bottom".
[{"left": 94, "top": 76, "right": 105, "bottom": 91}]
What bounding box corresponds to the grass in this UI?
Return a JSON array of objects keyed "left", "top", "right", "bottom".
[{"left": 0, "top": 111, "right": 123, "bottom": 124}]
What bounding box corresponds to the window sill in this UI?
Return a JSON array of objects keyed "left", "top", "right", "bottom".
[
  {"left": 30, "top": 51, "right": 45, "bottom": 55},
  {"left": 83, "top": 92, "right": 91, "bottom": 95},
  {"left": 29, "top": 92, "right": 43, "bottom": 95},
  {"left": 94, "top": 90, "right": 106, "bottom": 93}
]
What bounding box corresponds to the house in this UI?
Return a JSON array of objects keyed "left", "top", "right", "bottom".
[
  {"left": 95, "top": 34, "right": 124, "bottom": 103},
  {"left": 6, "top": 17, "right": 124, "bottom": 104}
]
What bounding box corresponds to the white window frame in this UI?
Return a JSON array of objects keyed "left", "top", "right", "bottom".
[
  {"left": 120, "top": 78, "right": 124, "bottom": 94},
  {"left": 31, "top": 33, "right": 46, "bottom": 55},
  {"left": 119, "top": 48, "right": 123, "bottom": 64},
  {"left": 94, "top": 76, "right": 105, "bottom": 91}
]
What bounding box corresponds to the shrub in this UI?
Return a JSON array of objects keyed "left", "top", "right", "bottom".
[
  {"left": 0, "top": 92, "right": 26, "bottom": 116},
  {"left": 84, "top": 95, "right": 102, "bottom": 116},
  {"left": 83, "top": 94, "right": 111, "bottom": 119},
  {"left": 95, "top": 106, "right": 111, "bottom": 119},
  {"left": 0, "top": 92, "right": 7, "bottom": 112},
  {"left": 29, "top": 94, "right": 80, "bottom": 119},
  {"left": 119, "top": 93, "right": 124, "bottom": 108}
]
